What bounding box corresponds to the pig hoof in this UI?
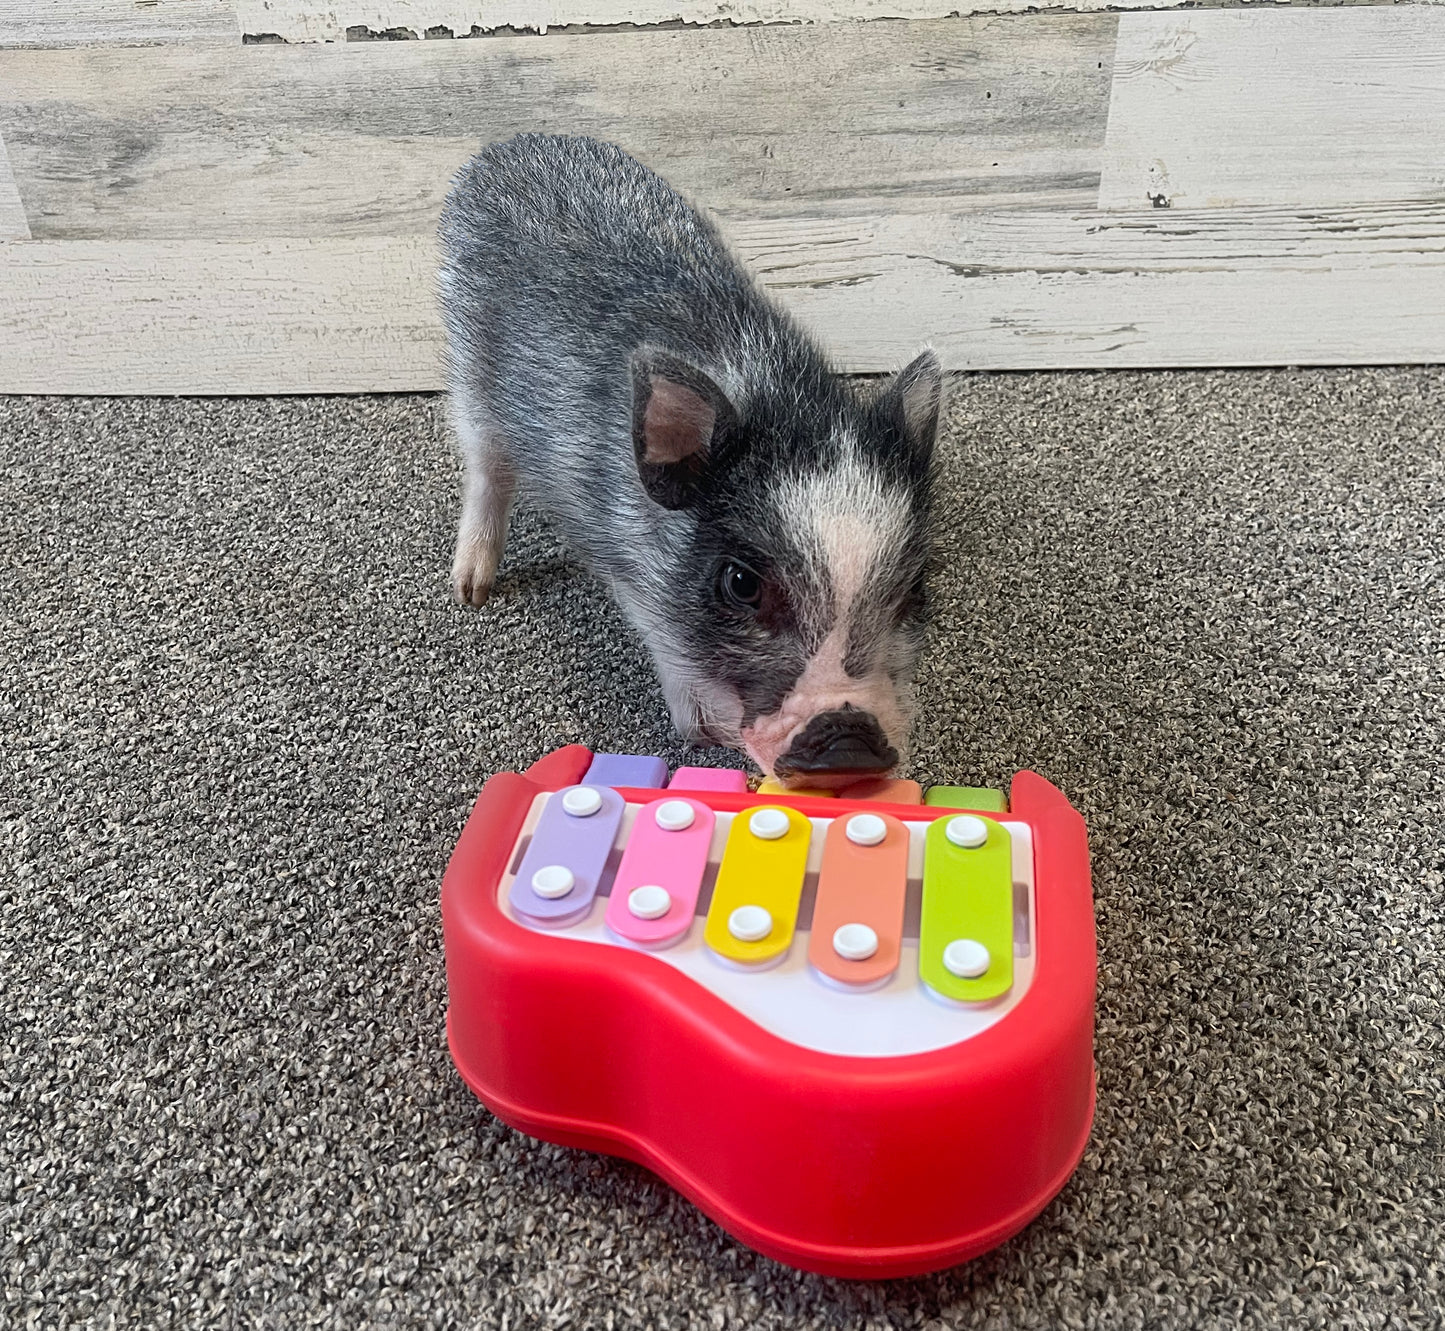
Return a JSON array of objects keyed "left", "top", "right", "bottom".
[{"left": 451, "top": 550, "right": 498, "bottom": 608}]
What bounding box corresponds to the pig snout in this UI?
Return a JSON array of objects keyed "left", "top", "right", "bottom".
[
  {"left": 739, "top": 671, "right": 913, "bottom": 789},
  {"left": 772, "top": 706, "right": 899, "bottom": 782}
]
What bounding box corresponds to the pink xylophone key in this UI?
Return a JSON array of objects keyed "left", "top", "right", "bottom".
[
  {"left": 604, "top": 796, "right": 716, "bottom": 947},
  {"left": 668, "top": 766, "right": 750, "bottom": 793}
]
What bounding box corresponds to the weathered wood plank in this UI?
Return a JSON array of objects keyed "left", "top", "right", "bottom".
[
  {"left": 747, "top": 203, "right": 1445, "bottom": 367},
  {"left": 236, "top": 0, "right": 1176, "bottom": 42},
  {"left": 0, "top": 237, "right": 442, "bottom": 394},
  {"left": 1100, "top": 8, "right": 1445, "bottom": 211},
  {"left": 233, "top": 0, "right": 1445, "bottom": 44},
  {"left": 6, "top": 203, "right": 1445, "bottom": 392},
  {"left": 0, "top": 0, "right": 238, "bottom": 48},
  {"left": 0, "top": 130, "right": 29, "bottom": 238},
  {"left": 0, "top": 17, "right": 1115, "bottom": 240}
]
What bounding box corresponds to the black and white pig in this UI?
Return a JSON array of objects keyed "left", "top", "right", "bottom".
[{"left": 437, "top": 134, "right": 941, "bottom": 787}]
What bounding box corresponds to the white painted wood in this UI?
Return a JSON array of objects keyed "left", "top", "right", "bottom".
[
  {"left": 0, "top": 237, "right": 442, "bottom": 394},
  {"left": 1100, "top": 7, "right": 1445, "bottom": 211},
  {"left": 0, "top": 130, "right": 29, "bottom": 239},
  {"left": 745, "top": 203, "right": 1445, "bottom": 368},
  {"left": 0, "top": 20, "right": 1114, "bottom": 239},
  {"left": 7, "top": 204, "right": 1445, "bottom": 392},
  {"left": 0, "top": 0, "right": 237, "bottom": 48},
  {"left": 235, "top": 0, "right": 1445, "bottom": 43},
  {"left": 236, "top": 0, "right": 1177, "bottom": 42}
]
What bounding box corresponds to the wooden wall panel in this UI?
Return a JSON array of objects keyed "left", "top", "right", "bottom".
[
  {"left": 7, "top": 204, "right": 1445, "bottom": 392},
  {"left": 750, "top": 204, "right": 1445, "bottom": 368},
  {"left": 0, "top": 0, "right": 237, "bottom": 48},
  {"left": 0, "top": 237, "right": 442, "bottom": 394},
  {"left": 235, "top": 0, "right": 1172, "bottom": 42},
  {"left": 1101, "top": 8, "right": 1445, "bottom": 211},
  {"left": 232, "top": 0, "right": 1442, "bottom": 44},
  {"left": 0, "top": 18, "right": 1116, "bottom": 240},
  {"left": 5, "top": 6, "right": 1445, "bottom": 390},
  {"left": 0, "top": 130, "right": 29, "bottom": 238}
]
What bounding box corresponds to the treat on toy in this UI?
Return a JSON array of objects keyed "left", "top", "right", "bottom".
[{"left": 442, "top": 746, "right": 1096, "bottom": 1279}]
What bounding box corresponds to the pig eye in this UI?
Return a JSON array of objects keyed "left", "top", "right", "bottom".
[{"left": 717, "top": 561, "right": 763, "bottom": 610}]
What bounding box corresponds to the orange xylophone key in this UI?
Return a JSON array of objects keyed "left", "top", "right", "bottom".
[
  {"left": 838, "top": 777, "right": 923, "bottom": 805},
  {"left": 807, "top": 810, "right": 910, "bottom": 987}
]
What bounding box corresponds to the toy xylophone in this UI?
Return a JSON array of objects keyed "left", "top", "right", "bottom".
[{"left": 442, "top": 746, "right": 1096, "bottom": 1278}]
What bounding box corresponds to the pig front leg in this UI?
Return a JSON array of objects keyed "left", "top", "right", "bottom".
[{"left": 449, "top": 395, "right": 517, "bottom": 608}]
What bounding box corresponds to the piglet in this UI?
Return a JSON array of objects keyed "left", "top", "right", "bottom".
[{"left": 438, "top": 134, "right": 941, "bottom": 785}]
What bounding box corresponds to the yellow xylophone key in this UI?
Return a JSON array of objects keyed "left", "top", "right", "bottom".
[
  {"left": 704, "top": 805, "right": 813, "bottom": 965},
  {"left": 756, "top": 777, "right": 836, "bottom": 800}
]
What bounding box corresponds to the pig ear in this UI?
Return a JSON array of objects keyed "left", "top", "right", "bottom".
[
  {"left": 631, "top": 350, "right": 737, "bottom": 510},
  {"left": 879, "top": 349, "right": 944, "bottom": 471}
]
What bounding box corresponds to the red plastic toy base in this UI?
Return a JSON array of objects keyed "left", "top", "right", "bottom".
[{"left": 442, "top": 746, "right": 1096, "bottom": 1279}]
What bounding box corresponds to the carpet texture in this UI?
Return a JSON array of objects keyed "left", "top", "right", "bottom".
[{"left": 2, "top": 371, "right": 1442, "bottom": 1330}]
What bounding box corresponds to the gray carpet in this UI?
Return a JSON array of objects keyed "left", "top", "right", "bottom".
[{"left": 3, "top": 371, "right": 1442, "bottom": 1330}]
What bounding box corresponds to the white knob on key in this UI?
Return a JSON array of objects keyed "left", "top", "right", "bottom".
[
  {"left": 944, "top": 815, "right": 989, "bottom": 849},
  {"left": 845, "top": 814, "right": 887, "bottom": 847},
  {"left": 561, "top": 786, "right": 603, "bottom": 818},
  {"left": 748, "top": 808, "right": 790, "bottom": 841},
  {"left": 943, "top": 938, "right": 991, "bottom": 978},
  {"left": 832, "top": 922, "right": 879, "bottom": 961},
  {"left": 531, "top": 865, "right": 576, "bottom": 899},
  {"left": 627, "top": 885, "right": 672, "bottom": 919},
  {"left": 654, "top": 800, "right": 695, "bottom": 832},
  {"left": 728, "top": 905, "right": 773, "bottom": 941}
]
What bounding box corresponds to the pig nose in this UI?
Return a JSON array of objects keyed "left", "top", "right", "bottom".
[{"left": 773, "top": 706, "right": 899, "bottom": 779}]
